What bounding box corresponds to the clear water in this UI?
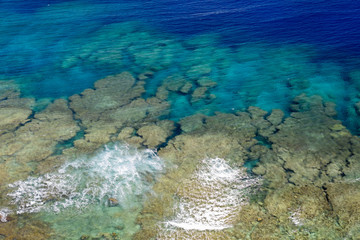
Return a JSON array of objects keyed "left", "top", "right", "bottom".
[
  {"left": 6, "top": 143, "right": 164, "bottom": 239},
  {"left": 1, "top": 0, "right": 360, "bottom": 239},
  {"left": 1, "top": 0, "right": 360, "bottom": 131}
]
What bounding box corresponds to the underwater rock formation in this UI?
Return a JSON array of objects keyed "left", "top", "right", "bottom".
[
  {"left": 0, "top": 81, "right": 34, "bottom": 135},
  {"left": 134, "top": 94, "right": 360, "bottom": 240},
  {"left": 0, "top": 98, "right": 79, "bottom": 185},
  {"left": 1, "top": 69, "right": 360, "bottom": 240},
  {"left": 69, "top": 72, "right": 170, "bottom": 152}
]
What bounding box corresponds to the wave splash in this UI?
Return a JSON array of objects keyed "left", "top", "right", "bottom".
[
  {"left": 7, "top": 143, "right": 164, "bottom": 214},
  {"left": 159, "top": 157, "right": 262, "bottom": 238}
]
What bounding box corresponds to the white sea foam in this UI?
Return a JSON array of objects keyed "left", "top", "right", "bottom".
[
  {"left": 160, "top": 157, "right": 262, "bottom": 237},
  {"left": 289, "top": 208, "right": 304, "bottom": 226},
  {"left": 0, "top": 208, "right": 12, "bottom": 222},
  {"left": 7, "top": 143, "right": 164, "bottom": 214}
]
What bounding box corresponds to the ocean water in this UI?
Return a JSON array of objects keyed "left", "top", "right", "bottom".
[
  {"left": 1, "top": 0, "right": 360, "bottom": 131},
  {"left": 6, "top": 143, "right": 164, "bottom": 239},
  {"left": 1, "top": 0, "right": 360, "bottom": 239}
]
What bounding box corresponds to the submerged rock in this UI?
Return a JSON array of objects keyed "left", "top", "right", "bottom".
[
  {"left": 108, "top": 198, "right": 119, "bottom": 207},
  {"left": 137, "top": 124, "right": 169, "bottom": 148},
  {"left": 162, "top": 74, "right": 187, "bottom": 92},
  {"left": 134, "top": 95, "right": 360, "bottom": 239},
  {"left": 69, "top": 72, "right": 140, "bottom": 126},
  {"left": 0, "top": 84, "right": 34, "bottom": 136},
  {"left": 191, "top": 87, "right": 208, "bottom": 103},
  {"left": 179, "top": 114, "right": 206, "bottom": 133},
  {"left": 326, "top": 182, "right": 360, "bottom": 238},
  {"left": 267, "top": 96, "right": 352, "bottom": 186},
  {"left": 0, "top": 98, "right": 80, "bottom": 184},
  {"left": 68, "top": 72, "right": 170, "bottom": 151},
  {"left": 355, "top": 101, "right": 360, "bottom": 115},
  {"left": 266, "top": 109, "right": 284, "bottom": 126},
  {"left": 197, "top": 76, "right": 217, "bottom": 88},
  {"left": 179, "top": 81, "right": 192, "bottom": 94}
]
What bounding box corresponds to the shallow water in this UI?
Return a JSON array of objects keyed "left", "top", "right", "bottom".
[
  {"left": 1, "top": 1, "right": 360, "bottom": 131},
  {"left": 1, "top": 0, "right": 360, "bottom": 239}
]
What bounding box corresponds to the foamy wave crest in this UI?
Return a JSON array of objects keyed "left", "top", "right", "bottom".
[
  {"left": 159, "top": 157, "right": 261, "bottom": 238},
  {"left": 7, "top": 143, "right": 164, "bottom": 214}
]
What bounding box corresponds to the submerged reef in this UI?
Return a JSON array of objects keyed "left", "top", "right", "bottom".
[
  {"left": 3, "top": 20, "right": 360, "bottom": 132},
  {"left": 133, "top": 95, "right": 360, "bottom": 240},
  {"left": 1, "top": 3, "right": 360, "bottom": 239},
  {"left": 1, "top": 77, "right": 360, "bottom": 239},
  {"left": 1, "top": 63, "right": 360, "bottom": 239},
  {"left": 69, "top": 71, "right": 171, "bottom": 152}
]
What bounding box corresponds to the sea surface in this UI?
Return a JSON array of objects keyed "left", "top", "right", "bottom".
[{"left": 0, "top": 0, "right": 360, "bottom": 239}]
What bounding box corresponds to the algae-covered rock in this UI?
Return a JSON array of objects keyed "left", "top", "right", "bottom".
[
  {"left": 179, "top": 114, "right": 206, "bottom": 133},
  {"left": 69, "top": 72, "right": 139, "bottom": 126},
  {"left": 264, "top": 184, "right": 331, "bottom": 222},
  {"left": 134, "top": 111, "right": 264, "bottom": 239},
  {"left": 162, "top": 74, "right": 187, "bottom": 92},
  {"left": 137, "top": 125, "right": 169, "bottom": 148},
  {"left": 179, "top": 81, "right": 192, "bottom": 94},
  {"left": 107, "top": 98, "right": 148, "bottom": 126},
  {"left": 197, "top": 76, "right": 217, "bottom": 88},
  {"left": 0, "top": 99, "right": 80, "bottom": 183},
  {"left": 143, "top": 95, "right": 358, "bottom": 239},
  {"left": 68, "top": 72, "right": 170, "bottom": 151},
  {"left": 0, "top": 107, "right": 32, "bottom": 135},
  {"left": 156, "top": 86, "right": 169, "bottom": 100},
  {"left": 0, "top": 84, "right": 34, "bottom": 135},
  {"left": 116, "top": 127, "right": 135, "bottom": 141},
  {"left": 205, "top": 113, "right": 257, "bottom": 148},
  {"left": 263, "top": 95, "right": 353, "bottom": 187},
  {"left": 191, "top": 86, "right": 208, "bottom": 103},
  {"left": 145, "top": 97, "right": 170, "bottom": 120},
  {"left": 248, "top": 106, "right": 267, "bottom": 119},
  {"left": 326, "top": 182, "right": 360, "bottom": 238},
  {"left": 266, "top": 109, "right": 284, "bottom": 126},
  {"left": 160, "top": 133, "right": 248, "bottom": 166},
  {"left": 186, "top": 64, "right": 212, "bottom": 79},
  {"left": 137, "top": 71, "right": 154, "bottom": 81},
  {"left": 0, "top": 218, "right": 52, "bottom": 240}
]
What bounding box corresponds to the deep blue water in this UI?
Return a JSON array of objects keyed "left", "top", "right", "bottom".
[
  {"left": 1, "top": 0, "right": 360, "bottom": 131},
  {"left": 4, "top": 0, "right": 360, "bottom": 48}
]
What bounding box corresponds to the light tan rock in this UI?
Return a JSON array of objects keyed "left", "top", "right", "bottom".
[{"left": 137, "top": 125, "right": 168, "bottom": 148}]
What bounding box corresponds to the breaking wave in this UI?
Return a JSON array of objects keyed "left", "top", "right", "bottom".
[
  {"left": 158, "top": 157, "right": 262, "bottom": 239},
  {"left": 7, "top": 143, "right": 164, "bottom": 214}
]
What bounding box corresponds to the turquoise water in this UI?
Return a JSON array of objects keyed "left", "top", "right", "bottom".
[
  {"left": 6, "top": 143, "right": 163, "bottom": 239},
  {"left": 1, "top": 0, "right": 360, "bottom": 239},
  {"left": 1, "top": 1, "right": 359, "bottom": 132}
]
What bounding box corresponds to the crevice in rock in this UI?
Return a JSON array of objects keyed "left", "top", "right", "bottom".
[
  {"left": 254, "top": 135, "right": 272, "bottom": 149},
  {"left": 281, "top": 161, "right": 296, "bottom": 186},
  {"left": 321, "top": 185, "right": 341, "bottom": 226},
  {"left": 157, "top": 123, "right": 182, "bottom": 150},
  {"left": 49, "top": 99, "right": 88, "bottom": 155},
  {"left": 52, "top": 129, "right": 85, "bottom": 156},
  {"left": 321, "top": 185, "right": 333, "bottom": 211},
  {"left": 12, "top": 110, "right": 36, "bottom": 133}
]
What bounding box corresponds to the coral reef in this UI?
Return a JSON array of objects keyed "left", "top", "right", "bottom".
[
  {"left": 134, "top": 94, "right": 360, "bottom": 240},
  {"left": 69, "top": 72, "right": 171, "bottom": 152},
  {"left": 0, "top": 98, "right": 79, "bottom": 185},
  {"left": 0, "top": 7, "right": 360, "bottom": 239},
  {"left": 1, "top": 74, "right": 360, "bottom": 240}
]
